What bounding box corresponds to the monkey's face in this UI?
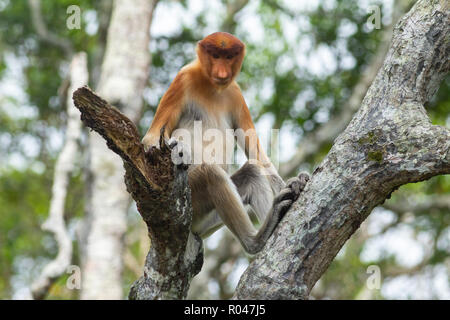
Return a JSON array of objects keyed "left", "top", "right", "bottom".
[
  {"left": 209, "top": 55, "right": 235, "bottom": 87},
  {"left": 197, "top": 32, "right": 245, "bottom": 88}
]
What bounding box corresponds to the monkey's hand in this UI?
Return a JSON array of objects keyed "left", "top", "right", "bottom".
[
  {"left": 167, "top": 137, "right": 191, "bottom": 169},
  {"left": 142, "top": 135, "right": 191, "bottom": 170},
  {"left": 272, "top": 172, "right": 309, "bottom": 223},
  {"left": 142, "top": 134, "right": 160, "bottom": 152}
]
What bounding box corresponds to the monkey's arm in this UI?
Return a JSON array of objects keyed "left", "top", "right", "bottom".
[
  {"left": 142, "top": 72, "right": 186, "bottom": 150},
  {"left": 231, "top": 98, "right": 309, "bottom": 251},
  {"left": 232, "top": 92, "right": 285, "bottom": 193}
]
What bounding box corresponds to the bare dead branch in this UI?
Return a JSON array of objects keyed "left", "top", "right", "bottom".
[{"left": 72, "top": 86, "right": 203, "bottom": 299}]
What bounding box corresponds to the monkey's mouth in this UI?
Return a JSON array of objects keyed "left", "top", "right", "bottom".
[{"left": 213, "top": 78, "right": 230, "bottom": 86}]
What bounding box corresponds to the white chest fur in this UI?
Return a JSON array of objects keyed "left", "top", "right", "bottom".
[{"left": 171, "top": 102, "right": 235, "bottom": 170}]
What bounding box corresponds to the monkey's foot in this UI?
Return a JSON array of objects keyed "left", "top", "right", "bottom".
[
  {"left": 286, "top": 172, "right": 309, "bottom": 198},
  {"left": 249, "top": 172, "right": 309, "bottom": 254},
  {"left": 272, "top": 172, "right": 310, "bottom": 222}
]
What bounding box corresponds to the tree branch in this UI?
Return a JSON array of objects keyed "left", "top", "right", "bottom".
[
  {"left": 234, "top": 0, "right": 450, "bottom": 299},
  {"left": 222, "top": 0, "right": 250, "bottom": 33},
  {"left": 279, "top": 0, "right": 412, "bottom": 178},
  {"left": 27, "top": 0, "right": 74, "bottom": 57},
  {"left": 72, "top": 86, "right": 203, "bottom": 299},
  {"left": 383, "top": 194, "right": 450, "bottom": 215}
]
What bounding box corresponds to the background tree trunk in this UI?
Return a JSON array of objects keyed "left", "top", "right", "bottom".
[
  {"left": 31, "top": 52, "right": 88, "bottom": 299},
  {"left": 80, "top": 0, "right": 158, "bottom": 300}
]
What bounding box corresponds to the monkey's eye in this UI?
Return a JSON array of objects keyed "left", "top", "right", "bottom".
[
  {"left": 212, "top": 54, "right": 219, "bottom": 59},
  {"left": 226, "top": 55, "right": 233, "bottom": 60}
]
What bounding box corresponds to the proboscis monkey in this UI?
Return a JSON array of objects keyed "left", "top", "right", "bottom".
[{"left": 142, "top": 32, "right": 308, "bottom": 254}]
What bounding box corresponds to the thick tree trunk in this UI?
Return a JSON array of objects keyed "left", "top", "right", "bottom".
[
  {"left": 234, "top": 0, "right": 450, "bottom": 299},
  {"left": 80, "top": 0, "right": 158, "bottom": 300}
]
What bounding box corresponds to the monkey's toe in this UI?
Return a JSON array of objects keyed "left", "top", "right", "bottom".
[
  {"left": 285, "top": 172, "right": 309, "bottom": 198},
  {"left": 272, "top": 184, "right": 298, "bottom": 219},
  {"left": 143, "top": 143, "right": 152, "bottom": 153},
  {"left": 297, "top": 172, "right": 310, "bottom": 187}
]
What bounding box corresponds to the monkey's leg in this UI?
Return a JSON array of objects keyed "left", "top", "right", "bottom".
[
  {"left": 231, "top": 162, "right": 275, "bottom": 223},
  {"left": 192, "top": 164, "right": 308, "bottom": 254},
  {"left": 189, "top": 165, "right": 222, "bottom": 238},
  {"left": 189, "top": 164, "right": 257, "bottom": 250},
  {"left": 190, "top": 163, "right": 276, "bottom": 238}
]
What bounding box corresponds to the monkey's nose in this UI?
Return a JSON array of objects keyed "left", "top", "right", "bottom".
[{"left": 217, "top": 70, "right": 229, "bottom": 79}]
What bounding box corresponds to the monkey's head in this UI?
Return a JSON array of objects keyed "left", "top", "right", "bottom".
[{"left": 197, "top": 32, "right": 245, "bottom": 89}]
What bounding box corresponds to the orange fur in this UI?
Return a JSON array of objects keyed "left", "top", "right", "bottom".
[
  {"left": 142, "top": 70, "right": 186, "bottom": 146},
  {"left": 231, "top": 89, "right": 269, "bottom": 166},
  {"left": 143, "top": 32, "right": 266, "bottom": 166}
]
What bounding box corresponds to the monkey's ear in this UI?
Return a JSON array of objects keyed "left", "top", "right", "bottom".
[
  {"left": 196, "top": 41, "right": 204, "bottom": 52},
  {"left": 197, "top": 41, "right": 205, "bottom": 50}
]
